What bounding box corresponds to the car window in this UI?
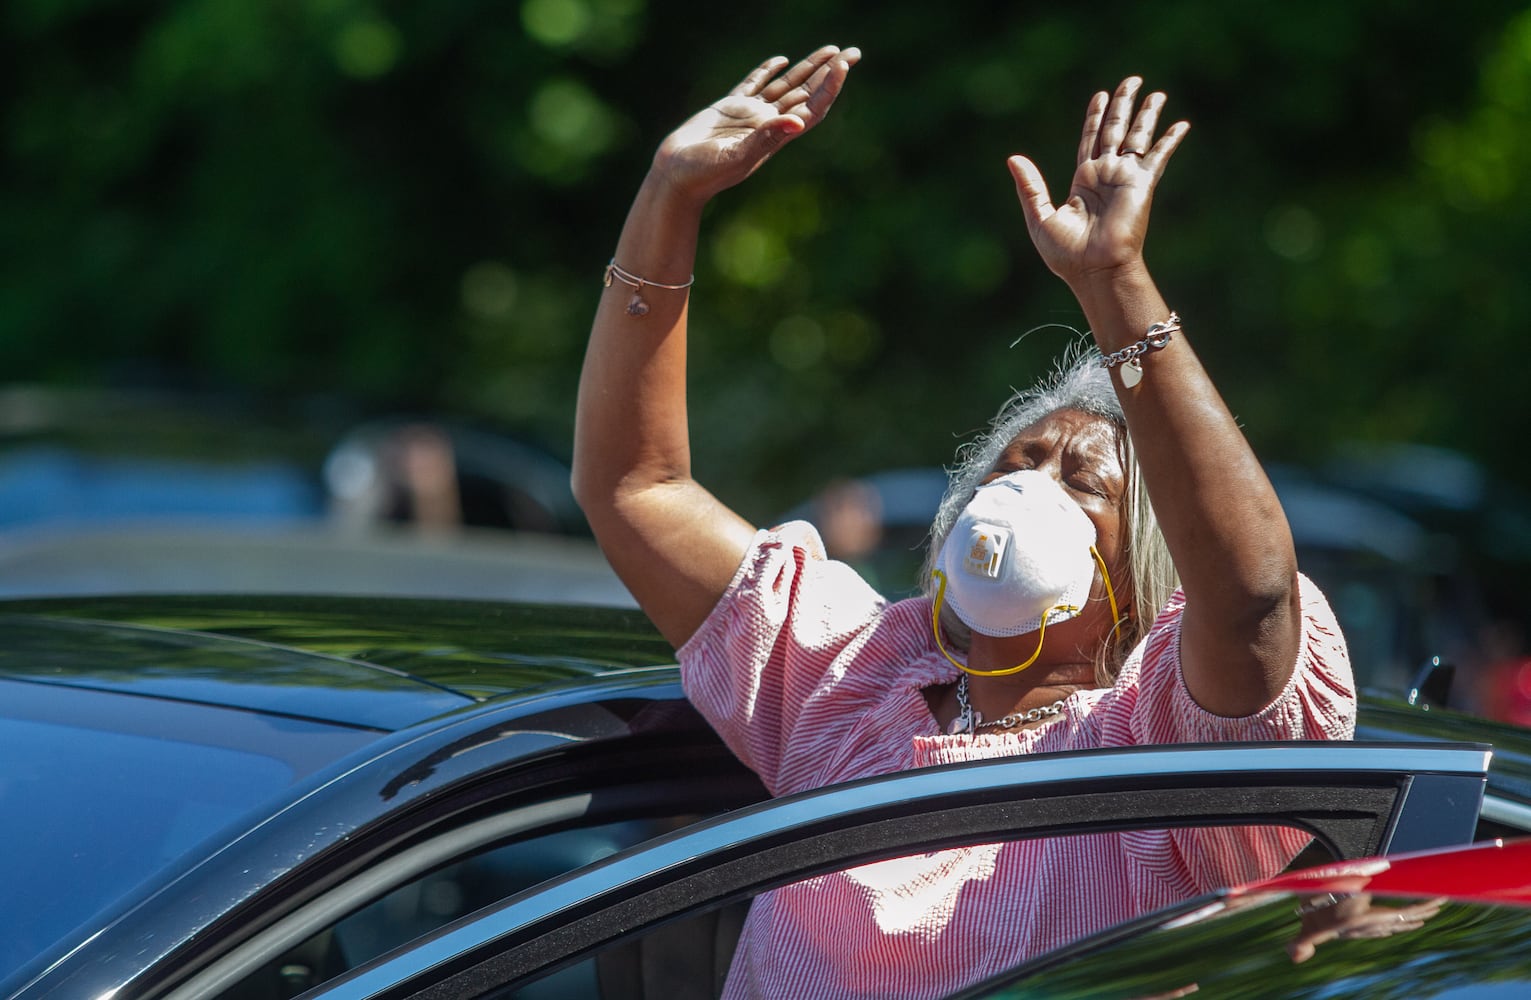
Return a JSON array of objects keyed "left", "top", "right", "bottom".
[
  {"left": 498, "top": 825, "right": 1341, "bottom": 1000},
  {"left": 250, "top": 828, "right": 1335, "bottom": 1000},
  {"left": 143, "top": 722, "right": 763, "bottom": 1000},
  {"left": 219, "top": 816, "right": 704, "bottom": 1000},
  {"left": 289, "top": 741, "right": 1488, "bottom": 1000}
]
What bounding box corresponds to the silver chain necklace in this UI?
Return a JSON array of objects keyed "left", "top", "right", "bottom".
[{"left": 951, "top": 674, "right": 1069, "bottom": 735}]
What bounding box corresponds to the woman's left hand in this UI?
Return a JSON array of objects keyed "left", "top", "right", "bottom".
[
  {"left": 1287, "top": 893, "right": 1445, "bottom": 964},
  {"left": 1008, "top": 77, "right": 1189, "bottom": 290}
]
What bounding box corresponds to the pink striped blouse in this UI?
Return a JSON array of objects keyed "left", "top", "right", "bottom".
[{"left": 677, "top": 522, "right": 1356, "bottom": 1000}]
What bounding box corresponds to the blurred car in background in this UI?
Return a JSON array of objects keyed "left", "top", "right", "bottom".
[
  {"left": 1318, "top": 442, "right": 1531, "bottom": 725},
  {"left": 321, "top": 417, "right": 589, "bottom": 538},
  {"left": 785, "top": 453, "right": 1525, "bottom": 717},
  {"left": 1264, "top": 460, "right": 1487, "bottom": 698},
  {"left": 0, "top": 386, "right": 331, "bottom": 530},
  {"left": 0, "top": 387, "right": 633, "bottom": 606},
  {"left": 0, "top": 526, "right": 635, "bottom": 606}
]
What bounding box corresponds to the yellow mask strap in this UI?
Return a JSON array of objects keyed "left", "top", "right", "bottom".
[
  {"left": 1091, "top": 544, "right": 1126, "bottom": 641},
  {"left": 930, "top": 569, "right": 1065, "bottom": 677},
  {"left": 930, "top": 545, "right": 1126, "bottom": 678}
]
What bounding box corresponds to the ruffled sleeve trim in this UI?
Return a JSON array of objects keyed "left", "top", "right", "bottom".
[{"left": 676, "top": 521, "right": 894, "bottom": 793}]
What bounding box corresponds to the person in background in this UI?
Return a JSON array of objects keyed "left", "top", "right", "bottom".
[{"left": 572, "top": 45, "right": 1355, "bottom": 999}]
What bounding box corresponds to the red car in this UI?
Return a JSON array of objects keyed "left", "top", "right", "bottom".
[{"left": 952, "top": 837, "right": 1531, "bottom": 998}]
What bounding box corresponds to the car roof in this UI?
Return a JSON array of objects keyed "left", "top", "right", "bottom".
[
  {"left": 10, "top": 592, "right": 1531, "bottom": 748},
  {"left": 0, "top": 594, "right": 676, "bottom": 729}
]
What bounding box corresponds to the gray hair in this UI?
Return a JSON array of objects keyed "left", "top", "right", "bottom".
[{"left": 918, "top": 341, "right": 1179, "bottom": 684}]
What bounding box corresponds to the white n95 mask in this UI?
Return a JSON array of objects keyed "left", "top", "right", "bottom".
[{"left": 934, "top": 470, "right": 1099, "bottom": 639}]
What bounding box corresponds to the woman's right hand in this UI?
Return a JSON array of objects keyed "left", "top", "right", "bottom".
[{"left": 652, "top": 45, "right": 860, "bottom": 205}]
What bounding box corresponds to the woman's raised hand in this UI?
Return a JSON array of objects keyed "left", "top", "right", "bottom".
[
  {"left": 653, "top": 46, "right": 860, "bottom": 205},
  {"left": 1008, "top": 77, "right": 1188, "bottom": 290}
]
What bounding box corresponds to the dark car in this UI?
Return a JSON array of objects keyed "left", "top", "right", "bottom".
[{"left": 2, "top": 595, "right": 1528, "bottom": 1000}]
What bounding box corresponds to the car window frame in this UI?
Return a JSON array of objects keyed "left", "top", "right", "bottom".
[{"left": 294, "top": 740, "right": 1491, "bottom": 1000}]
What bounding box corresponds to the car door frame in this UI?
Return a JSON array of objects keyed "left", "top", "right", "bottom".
[{"left": 297, "top": 740, "right": 1491, "bottom": 1000}]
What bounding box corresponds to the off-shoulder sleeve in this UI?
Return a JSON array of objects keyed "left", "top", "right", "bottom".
[
  {"left": 1119, "top": 572, "right": 1356, "bottom": 745},
  {"left": 676, "top": 521, "right": 890, "bottom": 794},
  {"left": 1105, "top": 573, "right": 1357, "bottom": 893}
]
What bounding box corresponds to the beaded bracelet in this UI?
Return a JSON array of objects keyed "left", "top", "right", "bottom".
[
  {"left": 603, "top": 259, "right": 695, "bottom": 317},
  {"left": 1295, "top": 892, "right": 1350, "bottom": 916},
  {"left": 1101, "top": 312, "right": 1181, "bottom": 388}
]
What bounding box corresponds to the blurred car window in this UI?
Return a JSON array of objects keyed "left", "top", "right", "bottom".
[
  {"left": 0, "top": 389, "right": 635, "bottom": 606},
  {"left": 322, "top": 418, "right": 588, "bottom": 537},
  {"left": 0, "top": 445, "right": 322, "bottom": 527}
]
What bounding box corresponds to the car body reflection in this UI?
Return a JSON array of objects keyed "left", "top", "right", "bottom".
[{"left": 961, "top": 838, "right": 1531, "bottom": 999}]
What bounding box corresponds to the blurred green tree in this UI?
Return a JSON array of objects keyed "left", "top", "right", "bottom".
[{"left": 1, "top": 0, "right": 1527, "bottom": 522}]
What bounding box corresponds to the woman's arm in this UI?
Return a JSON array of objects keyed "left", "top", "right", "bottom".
[
  {"left": 572, "top": 47, "right": 860, "bottom": 649},
  {"left": 1009, "top": 78, "right": 1300, "bottom": 716}
]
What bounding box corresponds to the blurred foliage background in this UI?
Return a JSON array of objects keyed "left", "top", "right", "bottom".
[{"left": 4, "top": 0, "right": 1531, "bottom": 526}]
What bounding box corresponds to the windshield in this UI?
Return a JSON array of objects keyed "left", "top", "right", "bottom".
[{"left": 0, "top": 683, "right": 373, "bottom": 984}]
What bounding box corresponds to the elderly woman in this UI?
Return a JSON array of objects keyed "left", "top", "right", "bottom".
[{"left": 572, "top": 46, "right": 1355, "bottom": 999}]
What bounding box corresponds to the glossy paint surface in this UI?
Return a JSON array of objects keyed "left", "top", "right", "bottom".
[
  {"left": 1243, "top": 837, "right": 1531, "bottom": 906},
  {"left": 975, "top": 890, "right": 1531, "bottom": 999}
]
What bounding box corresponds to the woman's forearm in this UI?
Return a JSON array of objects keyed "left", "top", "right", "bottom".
[
  {"left": 571, "top": 173, "right": 758, "bottom": 647},
  {"left": 1072, "top": 268, "right": 1300, "bottom": 713},
  {"left": 570, "top": 47, "right": 856, "bottom": 647},
  {"left": 574, "top": 173, "right": 706, "bottom": 506},
  {"left": 1076, "top": 271, "right": 1297, "bottom": 593}
]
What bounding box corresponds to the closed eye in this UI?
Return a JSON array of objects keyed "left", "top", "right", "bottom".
[
  {"left": 1069, "top": 476, "right": 1107, "bottom": 498},
  {"left": 981, "top": 466, "right": 1026, "bottom": 486}
]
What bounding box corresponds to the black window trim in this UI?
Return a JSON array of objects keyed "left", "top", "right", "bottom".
[
  {"left": 134, "top": 731, "right": 760, "bottom": 1000},
  {"left": 299, "top": 740, "right": 1491, "bottom": 1000},
  {"left": 158, "top": 794, "right": 599, "bottom": 1000}
]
